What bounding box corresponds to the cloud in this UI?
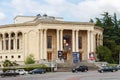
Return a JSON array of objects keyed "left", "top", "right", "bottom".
[
  {"left": 0, "top": 12, "right": 6, "bottom": 21},
  {"left": 1, "top": 0, "right": 120, "bottom": 24}
]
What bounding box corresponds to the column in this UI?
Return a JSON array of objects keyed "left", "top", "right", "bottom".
[
  {"left": 76, "top": 30, "right": 79, "bottom": 52},
  {"left": 43, "top": 29, "right": 47, "bottom": 59},
  {"left": 14, "top": 38, "right": 16, "bottom": 50},
  {"left": 37, "top": 30, "right": 40, "bottom": 61},
  {"left": 23, "top": 33, "right": 26, "bottom": 61},
  {"left": 57, "top": 29, "right": 60, "bottom": 51},
  {"left": 72, "top": 30, "right": 75, "bottom": 52},
  {"left": 24, "top": 33, "right": 28, "bottom": 60},
  {"left": 60, "top": 30, "right": 63, "bottom": 51},
  {"left": 90, "top": 31, "right": 94, "bottom": 52},
  {"left": 3, "top": 34, "right": 5, "bottom": 51},
  {"left": 40, "top": 29, "right": 43, "bottom": 59},
  {"left": 87, "top": 30, "right": 90, "bottom": 59}
]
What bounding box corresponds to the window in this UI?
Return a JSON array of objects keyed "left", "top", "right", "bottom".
[
  {"left": 5, "top": 56, "right": 8, "bottom": 59},
  {"left": 0, "top": 56, "right": 2, "bottom": 59},
  {"left": 18, "top": 55, "right": 21, "bottom": 58},
  {"left": 47, "top": 36, "right": 52, "bottom": 48},
  {"left": 11, "top": 56, "right": 14, "bottom": 58},
  {"left": 11, "top": 40, "right": 14, "bottom": 50},
  {"left": 17, "top": 32, "right": 22, "bottom": 50},
  {"left": 2, "top": 40, "right": 3, "bottom": 50},
  {"left": 79, "top": 37, "right": 82, "bottom": 49},
  {"left": 17, "top": 39, "right": 19, "bottom": 49},
  {"left": 6, "top": 40, "right": 9, "bottom": 50}
]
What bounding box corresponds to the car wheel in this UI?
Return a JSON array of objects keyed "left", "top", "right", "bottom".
[
  {"left": 112, "top": 70, "right": 115, "bottom": 72},
  {"left": 100, "top": 70, "right": 103, "bottom": 73},
  {"left": 75, "top": 70, "right": 78, "bottom": 73},
  {"left": 84, "top": 69, "right": 88, "bottom": 72},
  {"left": 32, "top": 72, "right": 35, "bottom": 74}
]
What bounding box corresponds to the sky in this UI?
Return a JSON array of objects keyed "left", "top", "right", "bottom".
[{"left": 0, "top": 0, "right": 120, "bottom": 25}]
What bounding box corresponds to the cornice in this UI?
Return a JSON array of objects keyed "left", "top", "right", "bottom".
[
  {"left": 94, "top": 26, "right": 104, "bottom": 31},
  {"left": 0, "top": 19, "right": 96, "bottom": 28}
]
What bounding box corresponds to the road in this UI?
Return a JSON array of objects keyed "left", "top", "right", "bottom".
[{"left": 0, "top": 70, "right": 120, "bottom": 80}]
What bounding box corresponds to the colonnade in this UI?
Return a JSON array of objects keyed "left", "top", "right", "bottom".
[
  {"left": 0, "top": 32, "right": 22, "bottom": 52},
  {"left": 38, "top": 29, "right": 102, "bottom": 60}
]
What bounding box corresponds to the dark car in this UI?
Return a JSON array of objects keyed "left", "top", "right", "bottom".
[
  {"left": 72, "top": 65, "right": 88, "bottom": 73},
  {"left": 116, "top": 65, "right": 120, "bottom": 70},
  {"left": 98, "top": 66, "right": 118, "bottom": 73},
  {"left": 0, "top": 70, "right": 19, "bottom": 77},
  {"left": 29, "top": 69, "right": 46, "bottom": 74}
]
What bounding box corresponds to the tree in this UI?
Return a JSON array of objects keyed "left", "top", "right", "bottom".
[
  {"left": 3, "top": 60, "right": 13, "bottom": 67},
  {"left": 2, "top": 60, "right": 19, "bottom": 67},
  {"left": 89, "top": 19, "right": 94, "bottom": 23},
  {"left": 96, "top": 46, "right": 113, "bottom": 63},
  {"left": 94, "top": 12, "right": 120, "bottom": 63},
  {"left": 25, "top": 54, "right": 35, "bottom": 64}
]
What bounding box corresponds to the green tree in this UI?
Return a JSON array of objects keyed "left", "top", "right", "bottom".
[
  {"left": 89, "top": 19, "right": 94, "bottom": 23},
  {"left": 95, "top": 18, "right": 102, "bottom": 26},
  {"left": 25, "top": 54, "right": 35, "bottom": 64},
  {"left": 3, "top": 60, "right": 13, "bottom": 67},
  {"left": 94, "top": 12, "right": 120, "bottom": 63},
  {"left": 96, "top": 46, "right": 113, "bottom": 63}
]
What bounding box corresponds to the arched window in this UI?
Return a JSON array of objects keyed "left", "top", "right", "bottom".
[
  {"left": 5, "top": 33, "right": 9, "bottom": 50},
  {"left": 17, "top": 32, "right": 22, "bottom": 50},
  {"left": 11, "top": 32, "right": 15, "bottom": 50}
]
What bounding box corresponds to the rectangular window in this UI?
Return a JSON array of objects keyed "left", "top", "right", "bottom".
[
  {"left": 11, "top": 40, "right": 14, "bottom": 50},
  {"left": 17, "top": 39, "right": 19, "bottom": 49},
  {"left": 6, "top": 40, "right": 9, "bottom": 50},
  {"left": 79, "top": 37, "right": 82, "bottom": 49},
  {"left": 2, "top": 40, "right": 3, "bottom": 50},
  {"left": 47, "top": 36, "right": 52, "bottom": 48}
]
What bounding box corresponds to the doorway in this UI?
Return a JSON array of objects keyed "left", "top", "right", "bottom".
[
  {"left": 47, "top": 52, "right": 52, "bottom": 62},
  {"left": 62, "top": 52, "right": 67, "bottom": 61}
]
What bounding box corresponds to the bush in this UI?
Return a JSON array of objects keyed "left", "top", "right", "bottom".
[
  {"left": 25, "top": 54, "right": 35, "bottom": 64},
  {"left": 24, "top": 64, "right": 48, "bottom": 71}
]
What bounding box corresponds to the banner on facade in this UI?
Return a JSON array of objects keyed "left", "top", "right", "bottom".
[
  {"left": 89, "top": 52, "right": 95, "bottom": 61},
  {"left": 72, "top": 52, "right": 80, "bottom": 63},
  {"left": 58, "top": 51, "right": 63, "bottom": 60}
]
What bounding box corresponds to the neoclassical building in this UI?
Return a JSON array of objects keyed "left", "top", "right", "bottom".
[{"left": 0, "top": 14, "right": 103, "bottom": 67}]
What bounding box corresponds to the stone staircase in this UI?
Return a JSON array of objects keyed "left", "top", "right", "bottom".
[{"left": 56, "top": 61, "right": 99, "bottom": 72}]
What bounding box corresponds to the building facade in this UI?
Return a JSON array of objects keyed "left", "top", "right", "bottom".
[{"left": 0, "top": 15, "right": 103, "bottom": 67}]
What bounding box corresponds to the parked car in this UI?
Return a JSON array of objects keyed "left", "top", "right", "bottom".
[
  {"left": 15, "top": 69, "right": 28, "bottom": 75},
  {"left": 29, "top": 69, "right": 46, "bottom": 74},
  {"left": 0, "top": 70, "right": 19, "bottom": 77},
  {"left": 98, "top": 66, "right": 118, "bottom": 73},
  {"left": 116, "top": 65, "right": 120, "bottom": 70},
  {"left": 72, "top": 65, "right": 88, "bottom": 73}
]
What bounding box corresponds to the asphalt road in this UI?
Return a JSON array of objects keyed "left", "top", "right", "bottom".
[{"left": 0, "top": 70, "right": 120, "bottom": 80}]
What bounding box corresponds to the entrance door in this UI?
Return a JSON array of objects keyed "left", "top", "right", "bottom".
[
  {"left": 80, "top": 53, "right": 82, "bottom": 61},
  {"left": 47, "top": 52, "right": 52, "bottom": 62},
  {"left": 62, "top": 52, "right": 67, "bottom": 61}
]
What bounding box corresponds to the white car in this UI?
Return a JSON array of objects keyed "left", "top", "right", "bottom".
[{"left": 15, "top": 69, "right": 28, "bottom": 75}]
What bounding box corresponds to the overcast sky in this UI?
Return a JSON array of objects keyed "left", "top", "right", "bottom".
[{"left": 0, "top": 0, "right": 120, "bottom": 25}]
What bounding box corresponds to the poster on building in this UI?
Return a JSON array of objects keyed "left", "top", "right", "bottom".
[
  {"left": 58, "top": 51, "right": 63, "bottom": 60},
  {"left": 89, "top": 52, "right": 95, "bottom": 61},
  {"left": 72, "top": 52, "right": 80, "bottom": 63}
]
